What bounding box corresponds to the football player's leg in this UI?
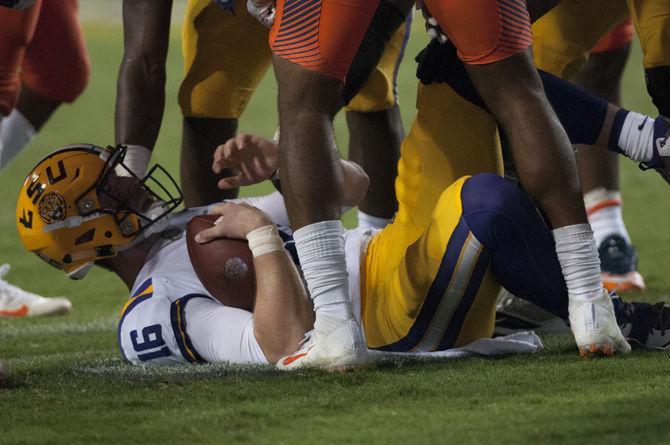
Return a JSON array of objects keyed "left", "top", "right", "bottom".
[
  {"left": 461, "top": 174, "right": 568, "bottom": 319},
  {"left": 0, "top": 0, "right": 39, "bottom": 116},
  {"left": 628, "top": 0, "right": 670, "bottom": 117},
  {"left": 462, "top": 174, "right": 670, "bottom": 350},
  {"left": 20, "top": 0, "right": 89, "bottom": 109},
  {"left": 363, "top": 176, "right": 501, "bottom": 351},
  {"left": 178, "top": 0, "right": 271, "bottom": 207},
  {"left": 425, "top": 0, "right": 629, "bottom": 355},
  {"left": 0, "top": 0, "right": 39, "bottom": 169},
  {"left": 397, "top": 82, "right": 503, "bottom": 229},
  {"left": 345, "top": 12, "right": 412, "bottom": 228},
  {"left": 361, "top": 92, "right": 502, "bottom": 350},
  {"left": 531, "top": 3, "right": 648, "bottom": 276},
  {"left": 571, "top": 19, "right": 644, "bottom": 292},
  {"left": 1, "top": 0, "right": 90, "bottom": 171},
  {"left": 531, "top": 0, "right": 629, "bottom": 79},
  {"left": 270, "top": 0, "right": 378, "bottom": 369},
  {"left": 417, "top": 41, "right": 662, "bottom": 178}
]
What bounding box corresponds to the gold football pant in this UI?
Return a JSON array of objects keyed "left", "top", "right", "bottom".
[
  {"left": 532, "top": 0, "right": 670, "bottom": 78},
  {"left": 178, "top": 0, "right": 411, "bottom": 118},
  {"left": 361, "top": 82, "right": 504, "bottom": 351}
]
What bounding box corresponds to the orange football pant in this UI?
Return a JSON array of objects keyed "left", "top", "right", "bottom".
[
  {"left": 270, "top": 0, "right": 380, "bottom": 81},
  {"left": 424, "top": 0, "right": 533, "bottom": 65},
  {"left": 0, "top": 0, "right": 89, "bottom": 116}
]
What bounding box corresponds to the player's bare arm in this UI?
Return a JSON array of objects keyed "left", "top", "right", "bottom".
[
  {"left": 115, "top": 0, "right": 172, "bottom": 174},
  {"left": 212, "top": 133, "right": 370, "bottom": 208},
  {"left": 195, "top": 202, "right": 314, "bottom": 363}
]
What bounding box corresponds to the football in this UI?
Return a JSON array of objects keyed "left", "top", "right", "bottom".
[{"left": 185, "top": 214, "right": 256, "bottom": 312}]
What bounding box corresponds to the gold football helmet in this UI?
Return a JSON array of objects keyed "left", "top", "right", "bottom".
[{"left": 16, "top": 144, "right": 182, "bottom": 279}]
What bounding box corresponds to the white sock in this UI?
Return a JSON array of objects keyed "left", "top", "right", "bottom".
[
  {"left": 553, "top": 224, "right": 603, "bottom": 302},
  {"left": 617, "top": 111, "right": 655, "bottom": 162},
  {"left": 584, "top": 188, "right": 631, "bottom": 246},
  {"left": 0, "top": 109, "right": 35, "bottom": 171},
  {"left": 357, "top": 211, "right": 392, "bottom": 230},
  {"left": 293, "top": 220, "right": 353, "bottom": 321}
]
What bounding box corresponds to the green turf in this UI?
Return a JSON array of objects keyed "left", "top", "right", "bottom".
[{"left": 1, "top": 19, "right": 669, "bottom": 445}]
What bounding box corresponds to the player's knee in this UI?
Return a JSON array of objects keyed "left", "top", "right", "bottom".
[
  {"left": 645, "top": 66, "right": 670, "bottom": 117},
  {"left": 461, "top": 174, "right": 530, "bottom": 246},
  {"left": 463, "top": 174, "right": 524, "bottom": 214}
]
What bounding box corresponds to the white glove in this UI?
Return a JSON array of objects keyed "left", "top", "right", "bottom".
[{"left": 247, "top": 0, "right": 275, "bottom": 28}]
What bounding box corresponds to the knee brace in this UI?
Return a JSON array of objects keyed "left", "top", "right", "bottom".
[{"left": 645, "top": 66, "right": 670, "bottom": 117}]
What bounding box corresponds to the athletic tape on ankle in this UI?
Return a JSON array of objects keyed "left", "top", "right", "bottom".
[{"left": 246, "top": 225, "right": 284, "bottom": 257}]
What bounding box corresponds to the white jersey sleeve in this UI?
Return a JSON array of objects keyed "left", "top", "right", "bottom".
[
  {"left": 183, "top": 297, "right": 267, "bottom": 364},
  {"left": 118, "top": 276, "right": 267, "bottom": 366}
]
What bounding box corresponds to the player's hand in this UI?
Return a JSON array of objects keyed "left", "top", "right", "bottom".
[
  {"left": 195, "top": 202, "right": 273, "bottom": 242},
  {"left": 212, "top": 133, "right": 279, "bottom": 190},
  {"left": 247, "top": 0, "right": 275, "bottom": 28}
]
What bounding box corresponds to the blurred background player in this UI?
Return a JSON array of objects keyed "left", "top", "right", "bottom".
[
  {"left": 572, "top": 18, "right": 645, "bottom": 292},
  {"left": 0, "top": 0, "right": 90, "bottom": 316}
]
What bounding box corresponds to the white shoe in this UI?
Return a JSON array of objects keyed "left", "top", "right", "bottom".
[
  {"left": 276, "top": 314, "right": 369, "bottom": 371},
  {"left": 569, "top": 288, "right": 631, "bottom": 357},
  {"left": 0, "top": 264, "right": 72, "bottom": 317}
]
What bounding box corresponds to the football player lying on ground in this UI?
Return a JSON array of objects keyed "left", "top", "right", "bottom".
[
  {"left": 0, "top": 0, "right": 90, "bottom": 317},
  {"left": 16, "top": 139, "right": 670, "bottom": 369}
]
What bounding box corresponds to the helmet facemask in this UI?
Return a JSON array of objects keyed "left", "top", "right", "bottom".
[{"left": 94, "top": 147, "right": 183, "bottom": 241}]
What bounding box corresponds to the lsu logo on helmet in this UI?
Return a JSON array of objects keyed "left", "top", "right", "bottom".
[{"left": 38, "top": 192, "right": 67, "bottom": 224}]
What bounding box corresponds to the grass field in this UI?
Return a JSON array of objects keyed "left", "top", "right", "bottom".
[{"left": 1, "top": 13, "right": 670, "bottom": 444}]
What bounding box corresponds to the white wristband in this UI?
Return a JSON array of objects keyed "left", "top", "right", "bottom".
[{"left": 246, "top": 225, "right": 284, "bottom": 258}]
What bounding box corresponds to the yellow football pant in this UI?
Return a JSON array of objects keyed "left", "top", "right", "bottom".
[
  {"left": 179, "top": 0, "right": 410, "bottom": 118},
  {"left": 361, "top": 82, "right": 504, "bottom": 351},
  {"left": 532, "top": 0, "right": 670, "bottom": 78}
]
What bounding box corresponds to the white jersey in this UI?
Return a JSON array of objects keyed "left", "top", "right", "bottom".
[{"left": 117, "top": 192, "right": 374, "bottom": 366}]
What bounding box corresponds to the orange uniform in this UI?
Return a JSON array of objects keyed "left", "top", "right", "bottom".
[
  {"left": 0, "top": 0, "right": 89, "bottom": 116},
  {"left": 424, "top": 0, "right": 533, "bottom": 65},
  {"left": 269, "top": 0, "right": 380, "bottom": 81}
]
